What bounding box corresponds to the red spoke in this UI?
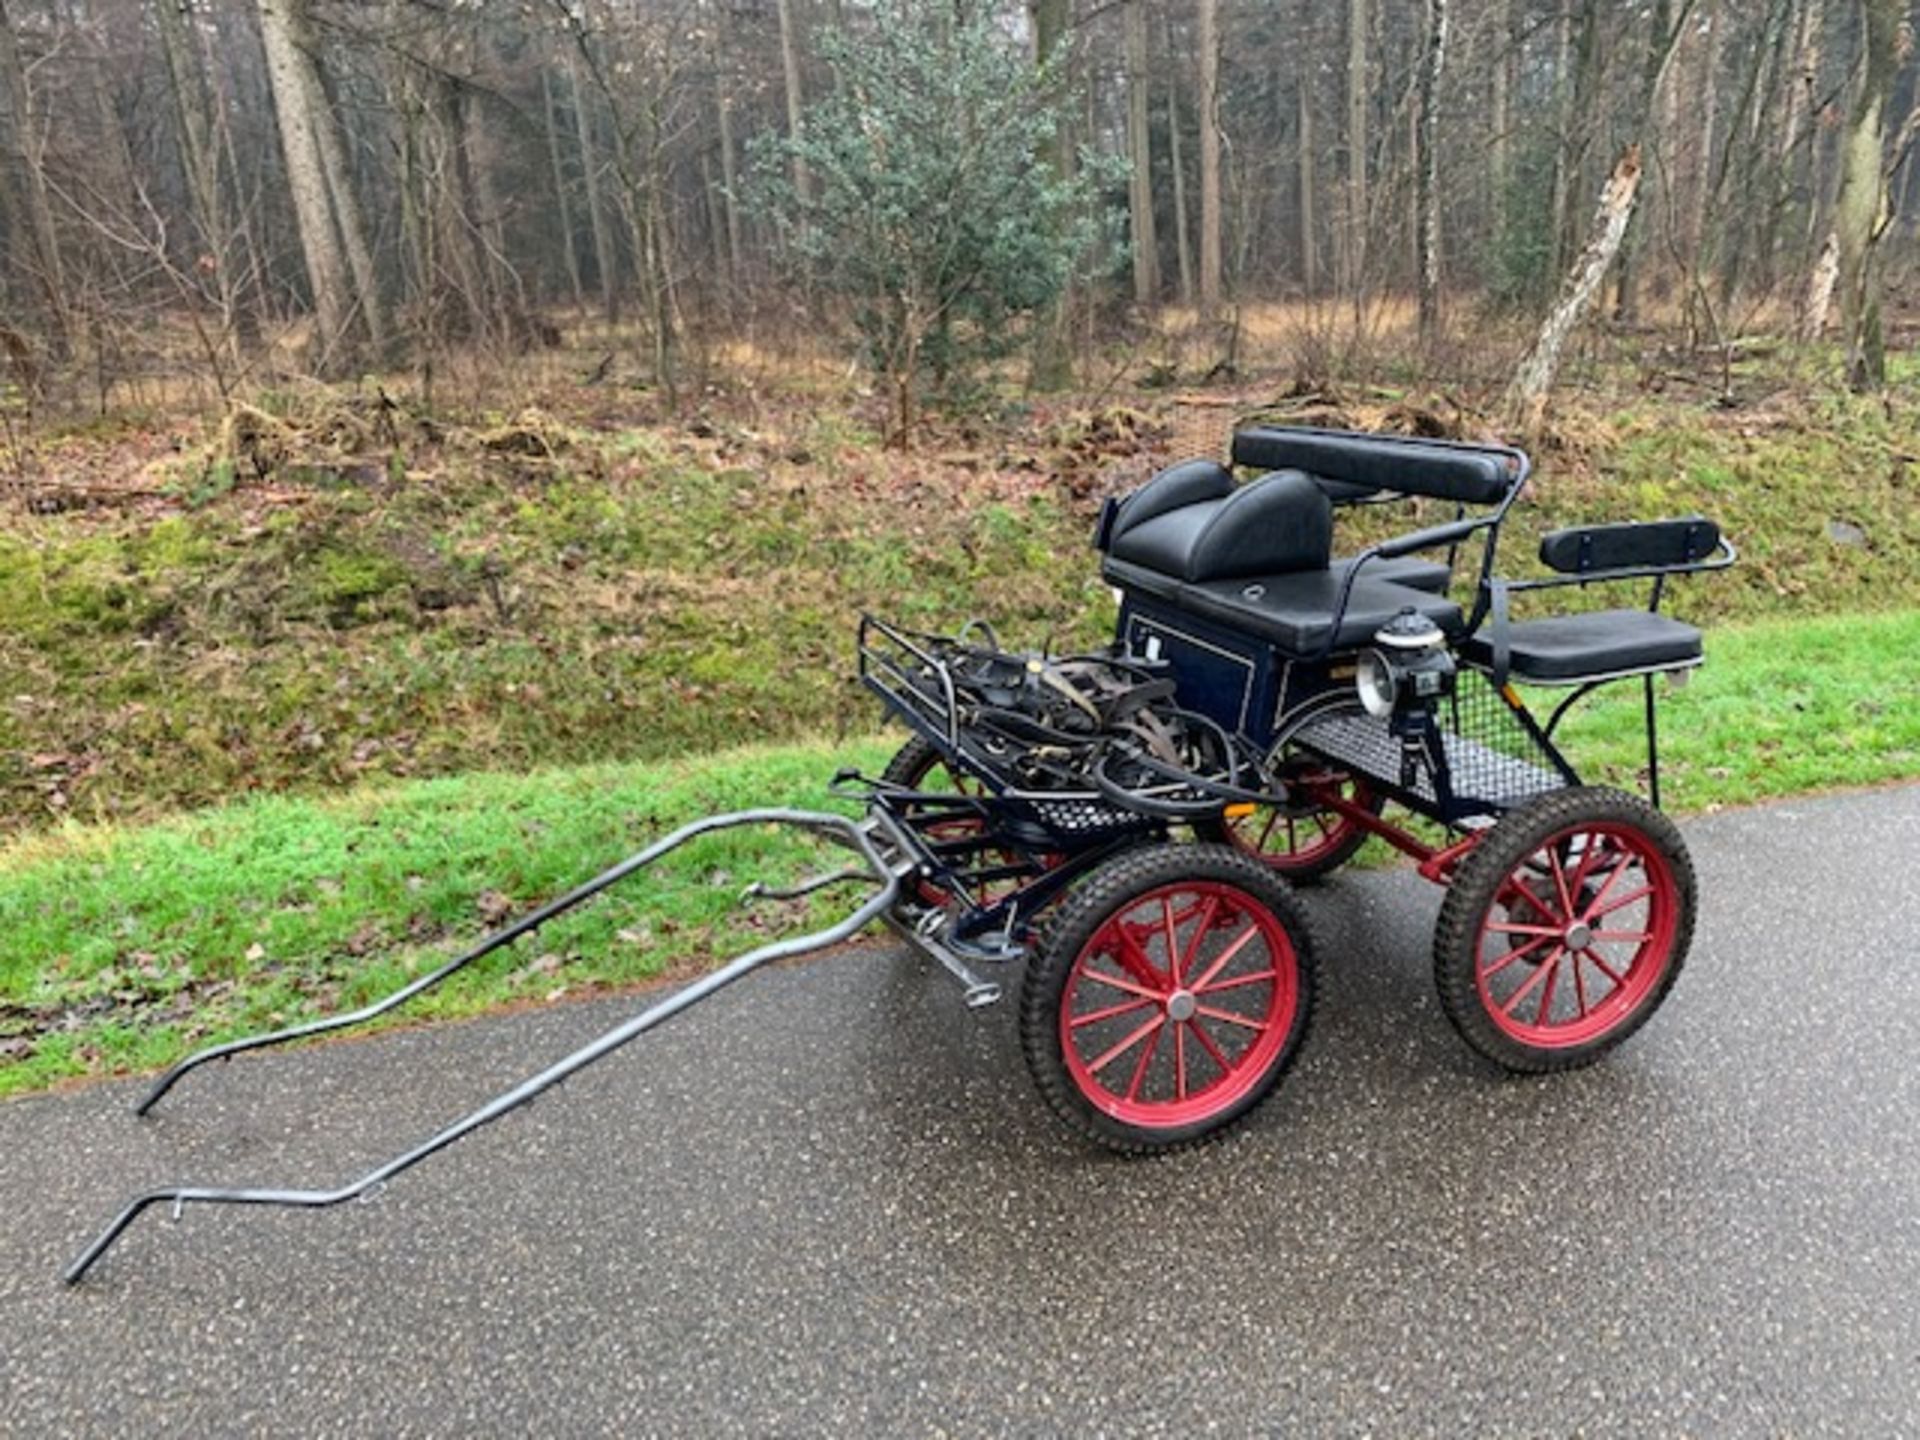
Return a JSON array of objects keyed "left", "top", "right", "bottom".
[
  {"left": 1193, "top": 1003, "right": 1268, "bottom": 1033},
  {"left": 1311, "top": 812, "right": 1334, "bottom": 838},
  {"left": 1284, "top": 815, "right": 1300, "bottom": 854},
  {"left": 1591, "top": 928, "right": 1654, "bottom": 945},
  {"left": 1174, "top": 1022, "right": 1188, "bottom": 1100},
  {"left": 1069, "top": 997, "right": 1156, "bottom": 1030},
  {"left": 1089, "top": 1013, "right": 1166, "bottom": 1076},
  {"left": 1577, "top": 856, "right": 1636, "bottom": 920},
  {"left": 1565, "top": 837, "right": 1611, "bottom": 896},
  {"left": 1123, "top": 1021, "right": 1164, "bottom": 1101},
  {"left": 1113, "top": 922, "right": 1171, "bottom": 991},
  {"left": 1487, "top": 921, "right": 1562, "bottom": 938},
  {"left": 1480, "top": 933, "right": 1557, "bottom": 979},
  {"left": 1584, "top": 950, "right": 1627, "bottom": 987},
  {"left": 1572, "top": 950, "right": 1590, "bottom": 1018},
  {"left": 1256, "top": 810, "right": 1281, "bottom": 850},
  {"left": 1197, "top": 968, "right": 1278, "bottom": 995},
  {"left": 1498, "top": 876, "right": 1561, "bottom": 924},
  {"left": 1547, "top": 844, "right": 1576, "bottom": 918},
  {"left": 1078, "top": 967, "right": 1161, "bottom": 1002},
  {"left": 1187, "top": 1017, "right": 1234, "bottom": 1073},
  {"left": 1586, "top": 885, "right": 1653, "bottom": 921},
  {"left": 1161, "top": 897, "right": 1182, "bottom": 985},
  {"left": 1175, "top": 895, "right": 1220, "bottom": 988},
  {"left": 1498, "top": 950, "right": 1559, "bottom": 1018},
  {"left": 1186, "top": 922, "right": 1263, "bottom": 993},
  {"left": 1535, "top": 952, "right": 1561, "bottom": 1025}
]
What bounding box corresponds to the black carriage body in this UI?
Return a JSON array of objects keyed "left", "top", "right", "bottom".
[{"left": 1114, "top": 591, "right": 1325, "bottom": 757}]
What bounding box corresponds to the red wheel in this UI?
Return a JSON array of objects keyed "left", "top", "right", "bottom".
[
  {"left": 1197, "top": 713, "right": 1381, "bottom": 882},
  {"left": 1021, "top": 843, "right": 1315, "bottom": 1152},
  {"left": 880, "top": 736, "right": 1044, "bottom": 907},
  {"left": 1435, "top": 788, "right": 1695, "bottom": 1071}
]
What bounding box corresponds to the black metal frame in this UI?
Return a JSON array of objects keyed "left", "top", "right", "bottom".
[{"left": 66, "top": 808, "right": 915, "bottom": 1284}]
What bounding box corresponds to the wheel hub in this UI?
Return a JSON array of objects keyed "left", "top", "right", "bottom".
[
  {"left": 1563, "top": 921, "right": 1594, "bottom": 951},
  {"left": 1165, "top": 989, "right": 1197, "bottom": 1022}
]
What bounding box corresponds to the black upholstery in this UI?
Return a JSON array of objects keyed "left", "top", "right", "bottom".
[
  {"left": 1108, "top": 458, "right": 1232, "bottom": 540},
  {"left": 1331, "top": 554, "right": 1452, "bottom": 594},
  {"left": 1230, "top": 427, "right": 1516, "bottom": 506},
  {"left": 1539, "top": 516, "right": 1721, "bottom": 574},
  {"left": 1106, "top": 556, "right": 1464, "bottom": 654},
  {"left": 1461, "top": 609, "right": 1702, "bottom": 681},
  {"left": 1107, "top": 470, "right": 1332, "bottom": 583}
]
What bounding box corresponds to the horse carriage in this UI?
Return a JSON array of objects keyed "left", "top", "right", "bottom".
[{"left": 67, "top": 426, "right": 1732, "bottom": 1282}]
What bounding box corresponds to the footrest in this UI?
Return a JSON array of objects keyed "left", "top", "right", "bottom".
[
  {"left": 1460, "top": 609, "right": 1702, "bottom": 683},
  {"left": 1292, "top": 708, "right": 1561, "bottom": 811}
]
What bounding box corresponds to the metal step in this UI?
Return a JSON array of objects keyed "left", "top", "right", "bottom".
[{"left": 1292, "top": 707, "right": 1560, "bottom": 810}]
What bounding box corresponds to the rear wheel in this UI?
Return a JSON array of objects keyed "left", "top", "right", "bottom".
[
  {"left": 1433, "top": 787, "right": 1695, "bottom": 1072},
  {"left": 881, "top": 737, "right": 1032, "bottom": 907},
  {"left": 1197, "top": 715, "right": 1381, "bottom": 882},
  {"left": 1020, "top": 842, "right": 1316, "bottom": 1153}
]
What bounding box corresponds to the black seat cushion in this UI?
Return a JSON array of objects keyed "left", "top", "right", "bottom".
[
  {"left": 1460, "top": 609, "right": 1702, "bottom": 681},
  {"left": 1330, "top": 554, "right": 1451, "bottom": 594},
  {"left": 1106, "top": 555, "right": 1465, "bottom": 656},
  {"left": 1107, "top": 470, "right": 1333, "bottom": 582}
]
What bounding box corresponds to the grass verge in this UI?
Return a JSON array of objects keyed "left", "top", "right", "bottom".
[{"left": 3, "top": 607, "right": 1917, "bottom": 1099}]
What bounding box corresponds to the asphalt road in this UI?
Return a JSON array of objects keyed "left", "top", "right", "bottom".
[{"left": 3, "top": 785, "right": 1917, "bottom": 1436}]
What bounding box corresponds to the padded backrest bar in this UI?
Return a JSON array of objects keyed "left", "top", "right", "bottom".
[
  {"left": 1229, "top": 426, "right": 1519, "bottom": 507},
  {"left": 1539, "top": 516, "right": 1722, "bottom": 574}
]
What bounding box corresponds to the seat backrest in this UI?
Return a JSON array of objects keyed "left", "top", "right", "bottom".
[
  {"left": 1230, "top": 426, "right": 1519, "bottom": 507},
  {"left": 1539, "top": 516, "right": 1721, "bottom": 573},
  {"left": 1107, "top": 469, "right": 1332, "bottom": 582},
  {"left": 1100, "top": 458, "right": 1232, "bottom": 550}
]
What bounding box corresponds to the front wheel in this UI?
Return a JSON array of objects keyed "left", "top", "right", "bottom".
[
  {"left": 1433, "top": 787, "right": 1695, "bottom": 1073},
  {"left": 1020, "top": 842, "right": 1316, "bottom": 1154}
]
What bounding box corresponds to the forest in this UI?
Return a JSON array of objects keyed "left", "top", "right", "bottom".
[{"left": 0, "top": 0, "right": 1914, "bottom": 422}]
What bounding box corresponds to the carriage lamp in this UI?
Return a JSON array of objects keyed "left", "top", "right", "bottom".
[{"left": 1355, "top": 608, "right": 1456, "bottom": 721}]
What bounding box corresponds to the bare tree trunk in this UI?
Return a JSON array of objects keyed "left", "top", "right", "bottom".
[
  {"left": 1167, "top": 15, "right": 1195, "bottom": 307},
  {"left": 1835, "top": 0, "right": 1900, "bottom": 390},
  {"left": 1415, "top": 0, "right": 1447, "bottom": 342},
  {"left": 1344, "top": 0, "right": 1367, "bottom": 311},
  {"left": 775, "top": 0, "right": 810, "bottom": 205},
  {"left": 542, "top": 65, "right": 585, "bottom": 307},
  {"left": 1613, "top": 0, "right": 1687, "bottom": 324},
  {"left": 298, "top": 19, "right": 386, "bottom": 352},
  {"left": 1686, "top": 0, "right": 1722, "bottom": 270},
  {"left": 567, "top": 49, "right": 617, "bottom": 323},
  {"left": 1800, "top": 228, "right": 1838, "bottom": 339},
  {"left": 1124, "top": 0, "right": 1160, "bottom": 306},
  {"left": 1489, "top": 0, "right": 1512, "bottom": 254},
  {"left": 1547, "top": 0, "right": 1575, "bottom": 283},
  {"left": 255, "top": 0, "right": 353, "bottom": 369},
  {"left": 717, "top": 90, "right": 743, "bottom": 282},
  {"left": 153, "top": 0, "right": 219, "bottom": 254},
  {"left": 0, "top": 0, "right": 68, "bottom": 351},
  {"left": 1504, "top": 144, "right": 1643, "bottom": 431},
  {"left": 1797, "top": 0, "right": 1831, "bottom": 251},
  {"left": 1298, "top": 75, "right": 1317, "bottom": 298},
  {"left": 1197, "top": 0, "right": 1223, "bottom": 313},
  {"left": 710, "top": 10, "right": 743, "bottom": 286},
  {"left": 1028, "top": 0, "right": 1073, "bottom": 388}
]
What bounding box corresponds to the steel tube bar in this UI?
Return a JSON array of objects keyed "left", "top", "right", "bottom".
[
  {"left": 136, "top": 808, "right": 869, "bottom": 1117},
  {"left": 67, "top": 811, "right": 900, "bottom": 1285}
]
